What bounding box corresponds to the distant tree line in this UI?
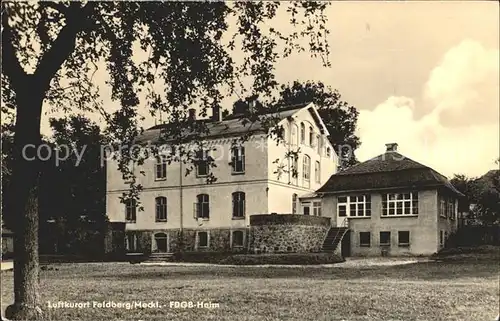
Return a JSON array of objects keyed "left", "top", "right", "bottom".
[
  {"left": 2, "top": 115, "right": 107, "bottom": 256},
  {"left": 451, "top": 169, "right": 500, "bottom": 226}
]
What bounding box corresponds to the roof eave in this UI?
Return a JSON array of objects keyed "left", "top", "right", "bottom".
[{"left": 316, "top": 183, "right": 459, "bottom": 195}]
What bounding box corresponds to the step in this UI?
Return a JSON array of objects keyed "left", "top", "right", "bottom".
[{"left": 146, "top": 252, "right": 175, "bottom": 262}]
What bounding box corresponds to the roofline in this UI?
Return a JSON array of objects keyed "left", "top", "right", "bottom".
[
  {"left": 306, "top": 103, "right": 330, "bottom": 136},
  {"left": 317, "top": 183, "right": 465, "bottom": 196}
]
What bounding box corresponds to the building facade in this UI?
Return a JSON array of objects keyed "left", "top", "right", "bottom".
[
  {"left": 106, "top": 102, "right": 338, "bottom": 255},
  {"left": 315, "top": 143, "right": 463, "bottom": 256}
]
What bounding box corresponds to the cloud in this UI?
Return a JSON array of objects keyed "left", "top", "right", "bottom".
[{"left": 356, "top": 40, "right": 499, "bottom": 177}]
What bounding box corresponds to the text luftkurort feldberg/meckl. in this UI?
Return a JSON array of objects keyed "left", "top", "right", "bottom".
[{"left": 47, "top": 300, "right": 220, "bottom": 310}]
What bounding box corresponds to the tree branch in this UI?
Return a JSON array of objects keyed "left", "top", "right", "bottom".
[
  {"left": 1, "top": 10, "right": 27, "bottom": 89},
  {"left": 40, "top": 2, "right": 71, "bottom": 16},
  {"left": 34, "top": 3, "right": 95, "bottom": 91}
]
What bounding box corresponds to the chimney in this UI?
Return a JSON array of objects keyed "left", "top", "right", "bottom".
[
  {"left": 212, "top": 105, "right": 221, "bottom": 122},
  {"left": 188, "top": 108, "right": 196, "bottom": 121},
  {"left": 385, "top": 143, "right": 398, "bottom": 152}
]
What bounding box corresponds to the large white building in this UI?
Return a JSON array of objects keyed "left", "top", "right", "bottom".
[{"left": 106, "top": 102, "right": 338, "bottom": 254}]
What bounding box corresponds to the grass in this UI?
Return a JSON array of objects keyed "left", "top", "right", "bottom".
[{"left": 1, "top": 258, "right": 498, "bottom": 321}]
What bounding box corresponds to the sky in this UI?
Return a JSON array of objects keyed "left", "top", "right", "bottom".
[{"left": 36, "top": 1, "right": 499, "bottom": 178}]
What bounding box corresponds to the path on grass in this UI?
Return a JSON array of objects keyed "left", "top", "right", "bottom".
[{"left": 139, "top": 257, "right": 430, "bottom": 268}]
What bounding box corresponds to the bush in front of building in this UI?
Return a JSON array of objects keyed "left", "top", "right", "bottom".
[
  {"left": 172, "top": 251, "right": 234, "bottom": 263},
  {"left": 218, "top": 253, "right": 344, "bottom": 265},
  {"left": 431, "top": 245, "right": 499, "bottom": 262}
]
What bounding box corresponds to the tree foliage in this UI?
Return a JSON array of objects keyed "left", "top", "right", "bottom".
[
  {"left": 451, "top": 172, "right": 500, "bottom": 225},
  {"left": 273, "top": 80, "right": 360, "bottom": 169},
  {"left": 2, "top": 2, "right": 332, "bottom": 318}
]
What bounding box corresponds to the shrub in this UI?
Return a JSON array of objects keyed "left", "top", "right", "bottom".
[
  {"left": 434, "top": 245, "right": 500, "bottom": 256},
  {"left": 173, "top": 251, "right": 233, "bottom": 264},
  {"left": 218, "top": 253, "right": 344, "bottom": 265}
]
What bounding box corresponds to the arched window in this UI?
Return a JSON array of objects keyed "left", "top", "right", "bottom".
[
  {"left": 292, "top": 156, "right": 299, "bottom": 185},
  {"left": 232, "top": 192, "right": 245, "bottom": 218},
  {"left": 300, "top": 123, "right": 305, "bottom": 144},
  {"left": 155, "top": 197, "right": 167, "bottom": 221},
  {"left": 125, "top": 199, "right": 136, "bottom": 222},
  {"left": 155, "top": 156, "right": 167, "bottom": 180},
  {"left": 303, "top": 155, "right": 311, "bottom": 188},
  {"left": 195, "top": 194, "right": 210, "bottom": 219},
  {"left": 292, "top": 123, "right": 299, "bottom": 146},
  {"left": 315, "top": 161, "right": 321, "bottom": 183},
  {"left": 232, "top": 230, "right": 244, "bottom": 247},
  {"left": 326, "top": 147, "right": 331, "bottom": 158},
  {"left": 282, "top": 123, "right": 288, "bottom": 144},
  {"left": 309, "top": 126, "right": 314, "bottom": 146}
]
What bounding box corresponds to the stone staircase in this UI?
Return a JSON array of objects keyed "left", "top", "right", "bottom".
[
  {"left": 126, "top": 252, "right": 174, "bottom": 263},
  {"left": 146, "top": 252, "right": 175, "bottom": 262},
  {"left": 322, "top": 227, "right": 349, "bottom": 253}
]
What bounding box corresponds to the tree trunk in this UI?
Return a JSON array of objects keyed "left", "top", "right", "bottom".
[{"left": 5, "top": 76, "right": 44, "bottom": 321}]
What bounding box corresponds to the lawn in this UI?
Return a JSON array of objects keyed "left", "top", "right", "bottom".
[{"left": 1, "top": 259, "right": 498, "bottom": 321}]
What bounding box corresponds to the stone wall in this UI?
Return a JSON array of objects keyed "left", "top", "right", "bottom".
[
  {"left": 249, "top": 214, "right": 330, "bottom": 254},
  {"left": 124, "top": 228, "right": 248, "bottom": 253},
  {"left": 112, "top": 214, "right": 331, "bottom": 255}
]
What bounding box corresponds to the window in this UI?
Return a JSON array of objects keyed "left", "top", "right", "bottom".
[
  {"left": 337, "top": 195, "right": 371, "bottom": 217},
  {"left": 292, "top": 193, "right": 298, "bottom": 214},
  {"left": 447, "top": 200, "right": 454, "bottom": 219},
  {"left": 292, "top": 156, "right": 299, "bottom": 185},
  {"left": 382, "top": 192, "right": 418, "bottom": 216},
  {"left": 196, "top": 150, "right": 210, "bottom": 177},
  {"left": 292, "top": 124, "right": 299, "bottom": 146},
  {"left": 125, "top": 199, "right": 136, "bottom": 222},
  {"left": 316, "top": 135, "right": 322, "bottom": 154},
  {"left": 232, "top": 230, "right": 244, "bottom": 247},
  {"left": 398, "top": 231, "right": 410, "bottom": 247},
  {"left": 440, "top": 231, "right": 444, "bottom": 247},
  {"left": 303, "top": 155, "right": 311, "bottom": 187},
  {"left": 197, "top": 231, "right": 209, "bottom": 248},
  {"left": 439, "top": 199, "right": 446, "bottom": 218},
  {"left": 300, "top": 123, "right": 305, "bottom": 144},
  {"left": 302, "top": 202, "right": 311, "bottom": 215},
  {"left": 314, "top": 161, "right": 321, "bottom": 183},
  {"left": 359, "top": 232, "right": 371, "bottom": 247},
  {"left": 380, "top": 231, "right": 391, "bottom": 246},
  {"left": 155, "top": 157, "right": 167, "bottom": 180},
  {"left": 194, "top": 194, "right": 210, "bottom": 219},
  {"left": 312, "top": 201, "right": 322, "bottom": 216},
  {"left": 326, "top": 147, "right": 331, "bottom": 158},
  {"left": 232, "top": 192, "right": 245, "bottom": 218},
  {"left": 231, "top": 146, "right": 245, "bottom": 173},
  {"left": 155, "top": 197, "right": 167, "bottom": 221},
  {"left": 444, "top": 231, "right": 448, "bottom": 244},
  {"left": 309, "top": 126, "right": 314, "bottom": 146},
  {"left": 125, "top": 232, "right": 137, "bottom": 252}
]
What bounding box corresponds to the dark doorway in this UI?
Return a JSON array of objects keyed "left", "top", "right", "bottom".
[
  {"left": 341, "top": 231, "right": 351, "bottom": 257},
  {"left": 154, "top": 233, "right": 168, "bottom": 253}
]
